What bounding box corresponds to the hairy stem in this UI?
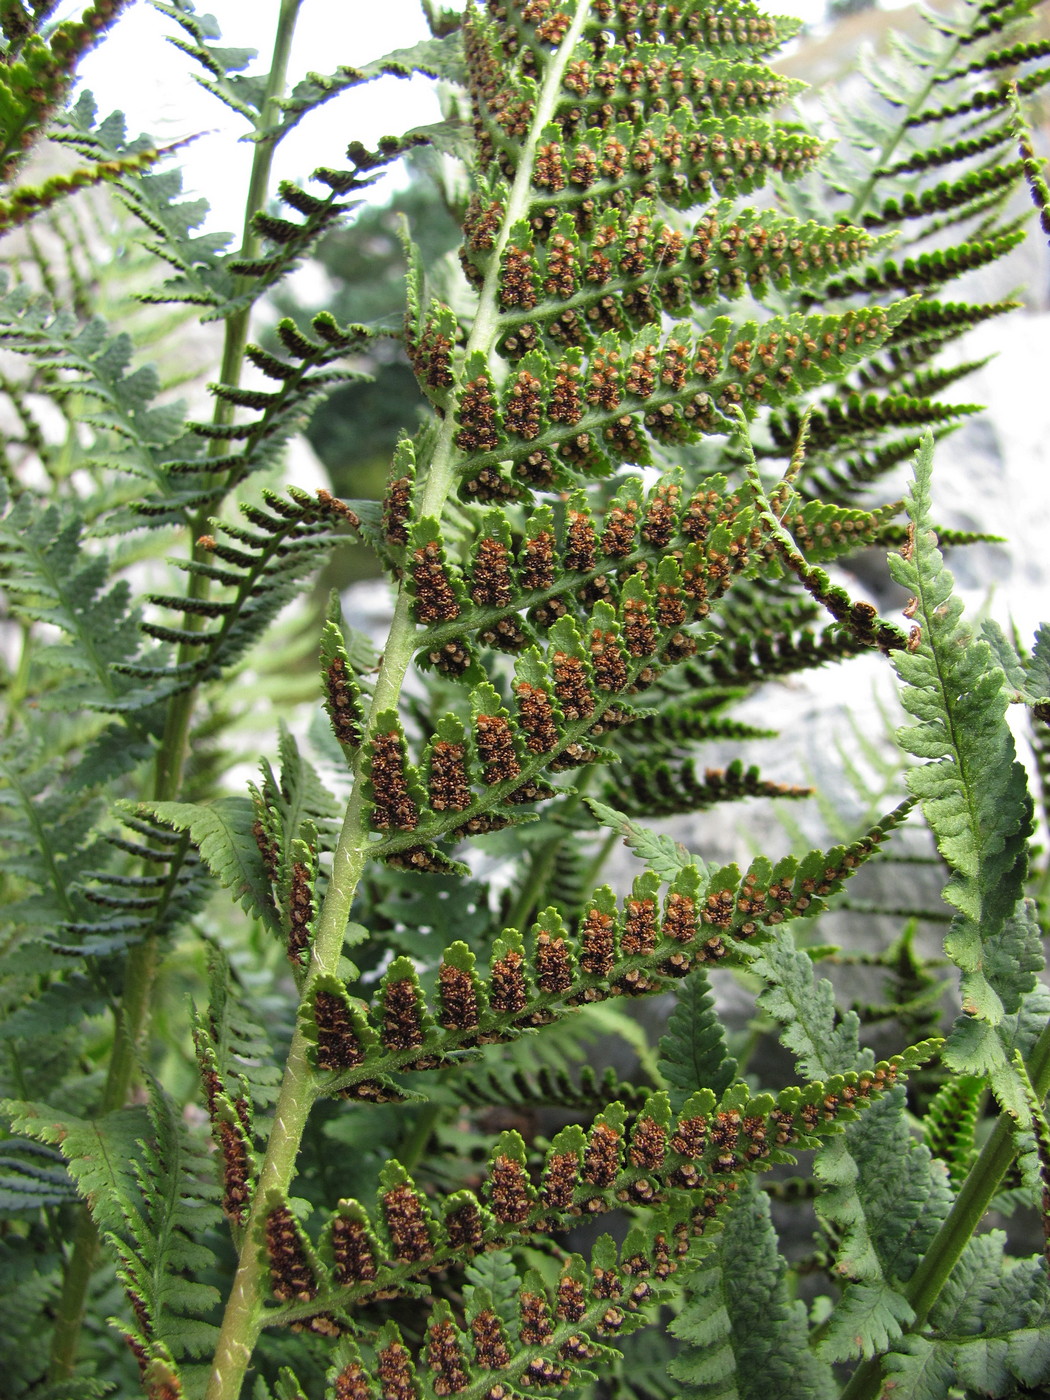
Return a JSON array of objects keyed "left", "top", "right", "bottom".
[
  {"left": 840, "top": 1016, "right": 1050, "bottom": 1400},
  {"left": 203, "top": 9, "right": 594, "bottom": 1395},
  {"left": 46, "top": 5, "right": 305, "bottom": 1382}
]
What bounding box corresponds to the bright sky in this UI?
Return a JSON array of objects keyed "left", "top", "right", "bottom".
[{"left": 63, "top": 0, "right": 830, "bottom": 239}]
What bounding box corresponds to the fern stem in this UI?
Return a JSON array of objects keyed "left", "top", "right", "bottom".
[
  {"left": 203, "top": 8, "right": 594, "bottom": 1394},
  {"left": 47, "top": 7, "right": 307, "bottom": 1383},
  {"left": 840, "top": 1015, "right": 1050, "bottom": 1400},
  {"left": 398, "top": 1095, "right": 447, "bottom": 1172}
]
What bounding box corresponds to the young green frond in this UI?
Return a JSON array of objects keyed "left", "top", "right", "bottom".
[{"left": 890, "top": 434, "right": 1035, "bottom": 1080}]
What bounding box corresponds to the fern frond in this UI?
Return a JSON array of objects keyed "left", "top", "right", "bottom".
[
  {"left": 880, "top": 1231, "right": 1050, "bottom": 1396},
  {"left": 257, "top": 1049, "right": 933, "bottom": 1333},
  {"left": 292, "top": 803, "right": 917, "bottom": 1098},
  {"left": 456, "top": 1061, "right": 650, "bottom": 1112},
  {"left": 0, "top": 142, "right": 172, "bottom": 234},
  {"left": 603, "top": 754, "right": 811, "bottom": 817},
  {"left": 860, "top": 160, "right": 1022, "bottom": 228},
  {"left": 923, "top": 1074, "right": 984, "bottom": 1187},
  {"left": 0, "top": 736, "right": 107, "bottom": 932},
  {"left": 890, "top": 434, "right": 1035, "bottom": 1097},
  {"left": 271, "top": 30, "right": 464, "bottom": 145},
  {"left": 658, "top": 965, "right": 738, "bottom": 1111},
  {"left": 770, "top": 391, "right": 979, "bottom": 457},
  {"left": 54, "top": 809, "right": 210, "bottom": 958},
  {"left": 107, "top": 1075, "right": 222, "bottom": 1384},
  {"left": 124, "top": 489, "right": 360, "bottom": 694},
  {"left": 1012, "top": 87, "right": 1050, "bottom": 242},
  {"left": 0, "top": 1097, "right": 150, "bottom": 1238},
  {"left": 670, "top": 1175, "right": 837, "bottom": 1398}
]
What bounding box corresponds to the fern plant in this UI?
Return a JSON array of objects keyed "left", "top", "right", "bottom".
[{"left": 1, "top": 0, "right": 1050, "bottom": 1398}]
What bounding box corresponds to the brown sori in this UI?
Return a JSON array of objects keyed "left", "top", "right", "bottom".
[
  {"left": 642, "top": 481, "right": 681, "bottom": 547},
  {"left": 438, "top": 962, "right": 480, "bottom": 1031},
  {"left": 620, "top": 210, "right": 653, "bottom": 276},
  {"left": 464, "top": 194, "right": 503, "bottom": 251},
  {"left": 456, "top": 375, "right": 501, "bottom": 453},
  {"left": 382, "top": 1182, "right": 433, "bottom": 1262},
  {"left": 286, "top": 859, "right": 314, "bottom": 966},
  {"left": 445, "top": 1198, "right": 485, "bottom": 1252},
  {"left": 589, "top": 627, "right": 628, "bottom": 692},
  {"left": 475, "top": 713, "right": 521, "bottom": 784},
  {"left": 556, "top": 1274, "right": 587, "bottom": 1323},
  {"left": 515, "top": 681, "right": 560, "bottom": 754},
  {"left": 380, "top": 978, "right": 426, "bottom": 1052},
  {"left": 564, "top": 507, "right": 597, "bottom": 570},
  {"left": 583, "top": 1121, "right": 621, "bottom": 1188},
  {"left": 663, "top": 892, "right": 698, "bottom": 947},
  {"left": 548, "top": 359, "right": 584, "bottom": 425},
  {"left": 552, "top": 652, "right": 595, "bottom": 720},
  {"left": 377, "top": 1339, "right": 417, "bottom": 1400},
  {"left": 670, "top": 1113, "right": 707, "bottom": 1159},
  {"left": 412, "top": 540, "right": 461, "bottom": 624},
  {"left": 600, "top": 501, "right": 637, "bottom": 557},
  {"left": 499, "top": 245, "right": 539, "bottom": 309},
  {"left": 325, "top": 656, "right": 362, "bottom": 746},
  {"left": 586, "top": 347, "right": 622, "bottom": 411},
  {"left": 332, "top": 1361, "right": 373, "bottom": 1400},
  {"left": 470, "top": 537, "right": 515, "bottom": 607},
  {"left": 544, "top": 230, "right": 578, "bottom": 297},
  {"left": 591, "top": 1265, "right": 623, "bottom": 1301},
  {"left": 655, "top": 580, "right": 687, "bottom": 629},
  {"left": 541, "top": 1151, "right": 579, "bottom": 1212},
  {"left": 520, "top": 1290, "right": 554, "bottom": 1345},
  {"left": 489, "top": 948, "right": 528, "bottom": 1015},
  {"left": 519, "top": 526, "right": 556, "bottom": 590},
  {"left": 382, "top": 475, "right": 413, "bottom": 546},
  {"left": 629, "top": 1116, "right": 668, "bottom": 1170},
  {"left": 535, "top": 930, "right": 573, "bottom": 995},
  {"left": 488, "top": 1154, "right": 534, "bottom": 1225},
  {"left": 330, "top": 1214, "right": 379, "bottom": 1285},
  {"left": 265, "top": 1205, "right": 317, "bottom": 1302},
  {"left": 218, "top": 1120, "right": 252, "bottom": 1225},
  {"left": 621, "top": 895, "right": 657, "bottom": 955},
  {"left": 579, "top": 906, "right": 616, "bottom": 976},
  {"left": 312, "top": 989, "right": 365, "bottom": 1071},
  {"left": 369, "top": 730, "right": 420, "bottom": 831},
  {"left": 471, "top": 1310, "right": 511, "bottom": 1370},
  {"left": 428, "top": 1319, "right": 470, "bottom": 1396},
  {"left": 533, "top": 140, "right": 566, "bottom": 191},
  {"left": 626, "top": 345, "right": 658, "bottom": 398},
  {"left": 503, "top": 369, "right": 543, "bottom": 438},
  {"left": 428, "top": 740, "right": 472, "bottom": 813},
  {"left": 252, "top": 818, "right": 279, "bottom": 883},
  {"left": 622, "top": 594, "right": 658, "bottom": 658}
]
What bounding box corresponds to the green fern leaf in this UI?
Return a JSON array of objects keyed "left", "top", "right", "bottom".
[
  {"left": 669, "top": 1176, "right": 837, "bottom": 1398},
  {"left": 0, "top": 1098, "right": 149, "bottom": 1235},
  {"left": 889, "top": 433, "right": 1035, "bottom": 1105},
  {"left": 817, "top": 1281, "right": 916, "bottom": 1363},
  {"left": 584, "top": 797, "right": 698, "bottom": 880},
  {"left": 753, "top": 928, "right": 866, "bottom": 1080},
  {"left": 132, "top": 795, "right": 279, "bottom": 933},
  {"left": 815, "top": 1089, "right": 953, "bottom": 1285},
  {"left": 878, "top": 1334, "right": 958, "bottom": 1399},
  {"left": 657, "top": 966, "right": 738, "bottom": 1111}
]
